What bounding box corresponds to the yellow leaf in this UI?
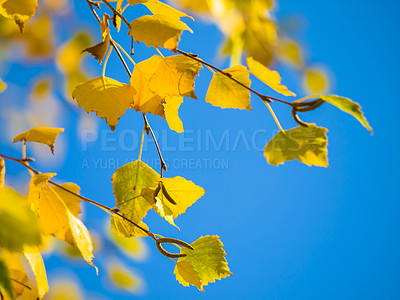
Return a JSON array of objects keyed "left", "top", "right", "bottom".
[
  {"left": 23, "top": 246, "right": 49, "bottom": 299},
  {"left": 264, "top": 124, "right": 328, "bottom": 167},
  {"left": 172, "top": 0, "right": 211, "bottom": 13},
  {"left": 44, "top": 278, "right": 83, "bottom": 300},
  {"left": 111, "top": 215, "right": 150, "bottom": 238},
  {"left": 149, "top": 54, "right": 202, "bottom": 98},
  {"left": 72, "top": 76, "right": 135, "bottom": 131},
  {"left": 107, "top": 260, "right": 143, "bottom": 293},
  {"left": 28, "top": 174, "right": 97, "bottom": 271},
  {"left": 129, "top": 14, "right": 192, "bottom": 50},
  {"left": 174, "top": 235, "right": 232, "bottom": 291},
  {"left": 108, "top": 227, "right": 148, "bottom": 261},
  {"left": 82, "top": 15, "right": 110, "bottom": 63},
  {"left": 0, "top": 0, "right": 38, "bottom": 32},
  {"left": 276, "top": 38, "right": 304, "bottom": 69},
  {"left": 56, "top": 32, "right": 92, "bottom": 74},
  {"left": 0, "top": 259, "right": 13, "bottom": 299},
  {"left": 247, "top": 57, "right": 296, "bottom": 97},
  {"left": 111, "top": 160, "right": 159, "bottom": 237},
  {"left": 128, "top": 0, "right": 193, "bottom": 20},
  {"left": 130, "top": 57, "right": 164, "bottom": 117},
  {"left": 164, "top": 95, "right": 184, "bottom": 133},
  {"left": 31, "top": 78, "right": 51, "bottom": 100},
  {"left": 0, "top": 187, "right": 42, "bottom": 251},
  {"left": 67, "top": 211, "right": 97, "bottom": 274},
  {"left": 23, "top": 15, "right": 53, "bottom": 57},
  {"left": 12, "top": 126, "right": 64, "bottom": 154},
  {"left": 174, "top": 261, "right": 202, "bottom": 290},
  {"left": 205, "top": 65, "right": 252, "bottom": 110},
  {"left": 302, "top": 68, "right": 330, "bottom": 94}
]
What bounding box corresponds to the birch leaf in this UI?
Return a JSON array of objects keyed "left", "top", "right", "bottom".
[
  {"left": 13, "top": 126, "right": 64, "bottom": 154},
  {"left": 128, "top": 0, "right": 193, "bottom": 20},
  {"left": 72, "top": 76, "right": 135, "bottom": 131},
  {"left": 24, "top": 246, "right": 49, "bottom": 299},
  {"left": 206, "top": 65, "right": 252, "bottom": 110}
]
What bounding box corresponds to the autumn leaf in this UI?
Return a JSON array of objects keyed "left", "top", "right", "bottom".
[
  {"left": 164, "top": 95, "right": 184, "bottom": 133},
  {"left": 0, "top": 187, "right": 41, "bottom": 252},
  {"left": 143, "top": 176, "right": 205, "bottom": 229},
  {"left": 0, "top": 251, "right": 30, "bottom": 299},
  {"left": 264, "top": 124, "right": 328, "bottom": 167},
  {"left": 174, "top": 235, "right": 232, "bottom": 291},
  {"left": 129, "top": 14, "right": 192, "bottom": 50},
  {"left": 72, "top": 76, "right": 136, "bottom": 131},
  {"left": 28, "top": 173, "right": 97, "bottom": 271},
  {"left": 111, "top": 160, "right": 159, "bottom": 237},
  {"left": 149, "top": 54, "right": 202, "bottom": 99},
  {"left": 205, "top": 65, "right": 252, "bottom": 110},
  {"left": 317, "top": 95, "right": 373, "bottom": 134},
  {"left": 82, "top": 14, "right": 110, "bottom": 63},
  {"left": 108, "top": 228, "right": 148, "bottom": 261},
  {"left": 302, "top": 68, "right": 329, "bottom": 94},
  {"left": 128, "top": 0, "right": 193, "bottom": 20},
  {"left": 107, "top": 259, "right": 143, "bottom": 293},
  {"left": 13, "top": 126, "right": 64, "bottom": 154},
  {"left": 247, "top": 57, "right": 296, "bottom": 97},
  {"left": 0, "top": 259, "right": 13, "bottom": 299},
  {"left": 130, "top": 56, "right": 165, "bottom": 117},
  {"left": 0, "top": 0, "right": 39, "bottom": 32},
  {"left": 24, "top": 246, "right": 49, "bottom": 299},
  {"left": 0, "top": 78, "right": 6, "bottom": 93}
]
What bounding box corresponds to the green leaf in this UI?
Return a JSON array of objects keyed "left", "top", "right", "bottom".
[
  {"left": 0, "top": 259, "right": 13, "bottom": 299},
  {"left": 317, "top": 95, "right": 372, "bottom": 133},
  {"left": 205, "top": 65, "right": 252, "bottom": 110},
  {"left": 111, "top": 160, "right": 159, "bottom": 237},
  {"left": 173, "top": 235, "right": 232, "bottom": 291},
  {"left": 0, "top": 187, "right": 41, "bottom": 252},
  {"left": 264, "top": 124, "right": 328, "bottom": 167}
]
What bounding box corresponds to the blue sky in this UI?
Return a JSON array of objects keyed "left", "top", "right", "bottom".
[{"left": 1, "top": 0, "right": 400, "bottom": 299}]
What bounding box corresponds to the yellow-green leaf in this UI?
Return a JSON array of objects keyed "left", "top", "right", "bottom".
[
  {"left": 107, "top": 260, "right": 142, "bottom": 293},
  {"left": 24, "top": 246, "right": 49, "bottom": 299},
  {"left": 0, "top": 187, "right": 41, "bottom": 251},
  {"left": 205, "top": 65, "right": 252, "bottom": 110},
  {"left": 0, "top": 251, "right": 29, "bottom": 299},
  {"left": 150, "top": 176, "right": 204, "bottom": 228},
  {"left": 0, "top": 0, "right": 39, "bottom": 32},
  {"left": 72, "top": 76, "right": 135, "bottom": 131},
  {"left": 128, "top": 0, "right": 193, "bottom": 20},
  {"left": 174, "top": 261, "right": 202, "bottom": 290},
  {"left": 0, "top": 259, "right": 14, "bottom": 299},
  {"left": 12, "top": 126, "right": 64, "bottom": 154},
  {"left": 302, "top": 68, "right": 329, "bottom": 94},
  {"left": 129, "top": 14, "right": 192, "bottom": 50},
  {"left": 174, "top": 235, "right": 232, "bottom": 291},
  {"left": 111, "top": 215, "right": 150, "bottom": 238},
  {"left": 111, "top": 160, "right": 159, "bottom": 237},
  {"left": 108, "top": 228, "right": 148, "bottom": 261},
  {"left": 247, "top": 57, "right": 296, "bottom": 97},
  {"left": 164, "top": 95, "right": 184, "bottom": 133},
  {"left": 317, "top": 95, "right": 372, "bottom": 133},
  {"left": 264, "top": 124, "right": 328, "bottom": 167}
]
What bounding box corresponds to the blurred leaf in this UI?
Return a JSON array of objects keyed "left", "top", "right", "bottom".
[
  {"left": 0, "top": 187, "right": 41, "bottom": 251},
  {"left": 31, "top": 78, "right": 51, "bottom": 100},
  {"left": 0, "top": 78, "right": 6, "bottom": 93},
  {"left": 12, "top": 126, "right": 64, "bottom": 154},
  {"left": 107, "top": 262, "right": 142, "bottom": 293},
  {"left": 24, "top": 15, "right": 53, "bottom": 57},
  {"left": 44, "top": 279, "right": 83, "bottom": 300},
  {"left": 72, "top": 76, "right": 136, "bottom": 131},
  {"left": 24, "top": 246, "right": 49, "bottom": 299},
  {"left": 0, "top": 259, "right": 13, "bottom": 299},
  {"left": 0, "top": 0, "right": 39, "bottom": 32},
  {"left": 303, "top": 68, "right": 329, "bottom": 94},
  {"left": 264, "top": 124, "right": 328, "bottom": 167},
  {"left": 317, "top": 95, "right": 372, "bottom": 133},
  {"left": 206, "top": 65, "right": 251, "bottom": 110},
  {"left": 111, "top": 160, "right": 159, "bottom": 237},
  {"left": 276, "top": 38, "right": 304, "bottom": 68},
  {"left": 174, "top": 235, "right": 232, "bottom": 291},
  {"left": 0, "top": 251, "right": 30, "bottom": 298},
  {"left": 129, "top": 14, "right": 192, "bottom": 50},
  {"left": 247, "top": 57, "right": 296, "bottom": 97}
]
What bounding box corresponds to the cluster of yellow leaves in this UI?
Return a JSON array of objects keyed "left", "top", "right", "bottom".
[
  {"left": 0, "top": 0, "right": 38, "bottom": 32},
  {"left": 0, "top": 127, "right": 97, "bottom": 299}
]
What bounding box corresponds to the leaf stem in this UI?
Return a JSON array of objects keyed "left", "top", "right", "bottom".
[
  {"left": 264, "top": 102, "right": 285, "bottom": 132},
  {"left": 110, "top": 37, "right": 136, "bottom": 66},
  {"left": 102, "top": 44, "right": 112, "bottom": 78},
  {"left": 101, "top": 0, "right": 130, "bottom": 27}
]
